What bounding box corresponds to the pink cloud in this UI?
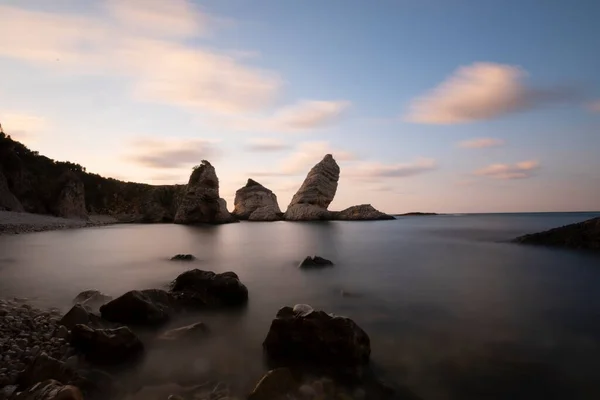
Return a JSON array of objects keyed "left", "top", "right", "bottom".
[
  {"left": 458, "top": 137, "right": 505, "bottom": 149},
  {"left": 474, "top": 160, "right": 540, "bottom": 180}
]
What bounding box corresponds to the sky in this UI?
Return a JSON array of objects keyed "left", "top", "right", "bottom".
[{"left": 1, "top": 0, "right": 599, "bottom": 213}]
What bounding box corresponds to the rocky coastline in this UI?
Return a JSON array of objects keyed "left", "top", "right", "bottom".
[
  {"left": 0, "top": 211, "right": 118, "bottom": 235},
  {"left": 1, "top": 134, "right": 395, "bottom": 227},
  {"left": 0, "top": 267, "right": 413, "bottom": 400}
]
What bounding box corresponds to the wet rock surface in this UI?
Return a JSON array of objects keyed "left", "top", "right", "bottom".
[
  {"left": 70, "top": 325, "right": 144, "bottom": 366},
  {"left": 100, "top": 289, "right": 176, "bottom": 327},
  {"left": 170, "top": 269, "right": 249, "bottom": 308}
]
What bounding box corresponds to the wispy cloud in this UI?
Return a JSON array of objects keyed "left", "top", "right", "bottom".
[
  {"left": 458, "top": 137, "right": 505, "bottom": 149},
  {"left": 474, "top": 160, "right": 540, "bottom": 180},
  {"left": 127, "top": 137, "right": 219, "bottom": 169},
  {"left": 349, "top": 158, "right": 437, "bottom": 178},
  {"left": 0, "top": 2, "right": 281, "bottom": 115},
  {"left": 406, "top": 62, "right": 576, "bottom": 124},
  {"left": 214, "top": 100, "right": 351, "bottom": 132},
  {"left": 245, "top": 138, "right": 289, "bottom": 152},
  {"left": 251, "top": 141, "right": 356, "bottom": 176}
]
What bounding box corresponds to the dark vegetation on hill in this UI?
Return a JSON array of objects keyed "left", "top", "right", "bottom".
[{"left": 0, "top": 132, "right": 183, "bottom": 221}]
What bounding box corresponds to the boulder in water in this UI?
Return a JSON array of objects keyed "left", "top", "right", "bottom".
[
  {"left": 72, "top": 290, "right": 112, "bottom": 312},
  {"left": 99, "top": 289, "right": 176, "bottom": 326},
  {"left": 336, "top": 204, "right": 395, "bottom": 221},
  {"left": 70, "top": 324, "right": 144, "bottom": 365},
  {"left": 263, "top": 305, "right": 371, "bottom": 368},
  {"left": 514, "top": 217, "right": 600, "bottom": 250},
  {"left": 170, "top": 254, "right": 195, "bottom": 261},
  {"left": 170, "top": 269, "right": 248, "bottom": 308},
  {"left": 299, "top": 256, "right": 334, "bottom": 268},
  {"left": 59, "top": 304, "right": 105, "bottom": 330}
]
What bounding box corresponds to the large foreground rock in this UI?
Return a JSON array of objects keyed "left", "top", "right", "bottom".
[
  {"left": 336, "top": 204, "right": 395, "bottom": 221},
  {"left": 284, "top": 154, "right": 339, "bottom": 221},
  {"left": 232, "top": 179, "right": 281, "bottom": 221},
  {"left": 514, "top": 217, "right": 600, "bottom": 250},
  {"left": 170, "top": 269, "right": 248, "bottom": 308},
  {"left": 70, "top": 324, "right": 144, "bottom": 365},
  {"left": 174, "top": 161, "right": 236, "bottom": 225},
  {"left": 263, "top": 304, "right": 370, "bottom": 368},
  {"left": 100, "top": 289, "right": 176, "bottom": 326}
]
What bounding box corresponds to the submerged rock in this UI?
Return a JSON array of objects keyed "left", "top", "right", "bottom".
[
  {"left": 263, "top": 305, "right": 371, "bottom": 368},
  {"left": 99, "top": 289, "right": 176, "bottom": 326},
  {"left": 336, "top": 204, "right": 395, "bottom": 221},
  {"left": 156, "top": 322, "right": 210, "bottom": 345},
  {"left": 72, "top": 290, "right": 112, "bottom": 312},
  {"left": 285, "top": 154, "right": 339, "bottom": 221},
  {"left": 514, "top": 217, "right": 600, "bottom": 250},
  {"left": 70, "top": 324, "right": 144, "bottom": 366},
  {"left": 299, "top": 256, "right": 334, "bottom": 268},
  {"left": 174, "top": 160, "right": 236, "bottom": 225},
  {"left": 232, "top": 179, "right": 282, "bottom": 221},
  {"left": 170, "top": 254, "right": 195, "bottom": 261},
  {"left": 170, "top": 269, "right": 248, "bottom": 308},
  {"left": 248, "top": 368, "right": 298, "bottom": 400}
]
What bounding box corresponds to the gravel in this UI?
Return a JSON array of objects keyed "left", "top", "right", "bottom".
[
  {"left": 0, "top": 298, "right": 69, "bottom": 387},
  {"left": 0, "top": 211, "right": 118, "bottom": 235}
]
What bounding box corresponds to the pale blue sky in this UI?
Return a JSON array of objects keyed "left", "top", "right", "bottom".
[{"left": 1, "top": 0, "right": 599, "bottom": 213}]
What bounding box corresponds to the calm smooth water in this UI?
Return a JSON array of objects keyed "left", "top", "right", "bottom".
[{"left": 1, "top": 212, "right": 600, "bottom": 399}]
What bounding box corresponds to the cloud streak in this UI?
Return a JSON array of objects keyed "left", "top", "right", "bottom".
[
  {"left": 586, "top": 100, "right": 600, "bottom": 113},
  {"left": 127, "top": 137, "right": 219, "bottom": 169},
  {"left": 349, "top": 158, "right": 437, "bottom": 178},
  {"left": 245, "top": 138, "right": 289, "bottom": 152},
  {"left": 0, "top": 2, "right": 281, "bottom": 115},
  {"left": 458, "top": 137, "right": 505, "bottom": 149},
  {"left": 406, "top": 62, "right": 576, "bottom": 124},
  {"left": 474, "top": 160, "right": 540, "bottom": 180}
]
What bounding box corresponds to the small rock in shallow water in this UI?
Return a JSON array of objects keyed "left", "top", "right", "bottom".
[{"left": 298, "top": 256, "right": 334, "bottom": 268}]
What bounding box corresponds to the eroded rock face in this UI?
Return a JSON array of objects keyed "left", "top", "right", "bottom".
[
  {"left": 514, "top": 217, "right": 600, "bottom": 250},
  {"left": 70, "top": 325, "right": 144, "bottom": 366},
  {"left": 170, "top": 269, "right": 249, "bottom": 308},
  {"left": 0, "top": 168, "right": 24, "bottom": 211},
  {"left": 174, "top": 161, "right": 236, "bottom": 225},
  {"left": 232, "top": 179, "right": 281, "bottom": 221},
  {"left": 99, "top": 289, "right": 176, "bottom": 327},
  {"left": 263, "top": 305, "right": 371, "bottom": 368},
  {"left": 52, "top": 171, "right": 87, "bottom": 220},
  {"left": 285, "top": 154, "right": 339, "bottom": 221},
  {"left": 336, "top": 204, "right": 395, "bottom": 221}
]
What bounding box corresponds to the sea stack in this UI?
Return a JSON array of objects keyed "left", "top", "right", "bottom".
[
  {"left": 284, "top": 154, "right": 340, "bottom": 221},
  {"left": 232, "top": 179, "right": 282, "bottom": 221},
  {"left": 174, "top": 160, "right": 236, "bottom": 224}
]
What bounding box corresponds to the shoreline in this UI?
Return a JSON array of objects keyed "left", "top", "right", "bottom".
[{"left": 0, "top": 211, "right": 119, "bottom": 235}]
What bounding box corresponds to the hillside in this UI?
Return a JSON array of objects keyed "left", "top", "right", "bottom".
[{"left": 0, "top": 132, "right": 184, "bottom": 222}]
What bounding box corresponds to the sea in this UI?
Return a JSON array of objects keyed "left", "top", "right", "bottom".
[{"left": 1, "top": 212, "right": 599, "bottom": 400}]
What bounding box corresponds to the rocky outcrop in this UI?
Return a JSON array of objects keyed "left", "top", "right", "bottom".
[
  {"left": 99, "top": 289, "right": 176, "bottom": 327},
  {"left": 263, "top": 304, "right": 371, "bottom": 368},
  {"left": 52, "top": 171, "right": 87, "bottom": 220},
  {"left": 70, "top": 324, "right": 144, "bottom": 366},
  {"left": 170, "top": 269, "right": 249, "bottom": 308},
  {"left": 174, "top": 161, "right": 236, "bottom": 225},
  {"left": 514, "top": 217, "right": 600, "bottom": 250},
  {"left": 336, "top": 204, "right": 395, "bottom": 221},
  {"left": 284, "top": 154, "right": 339, "bottom": 221},
  {"left": 232, "top": 179, "right": 281, "bottom": 221},
  {"left": 299, "top": 256, "right": 334, "bottom": 268},
  {"left": 0, "top": 168, "right": 24, "bottom": 211}
]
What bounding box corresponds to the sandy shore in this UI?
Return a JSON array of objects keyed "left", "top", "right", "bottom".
[{"left": 0, "top": 211, "right": 119, "bottom": 235}]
